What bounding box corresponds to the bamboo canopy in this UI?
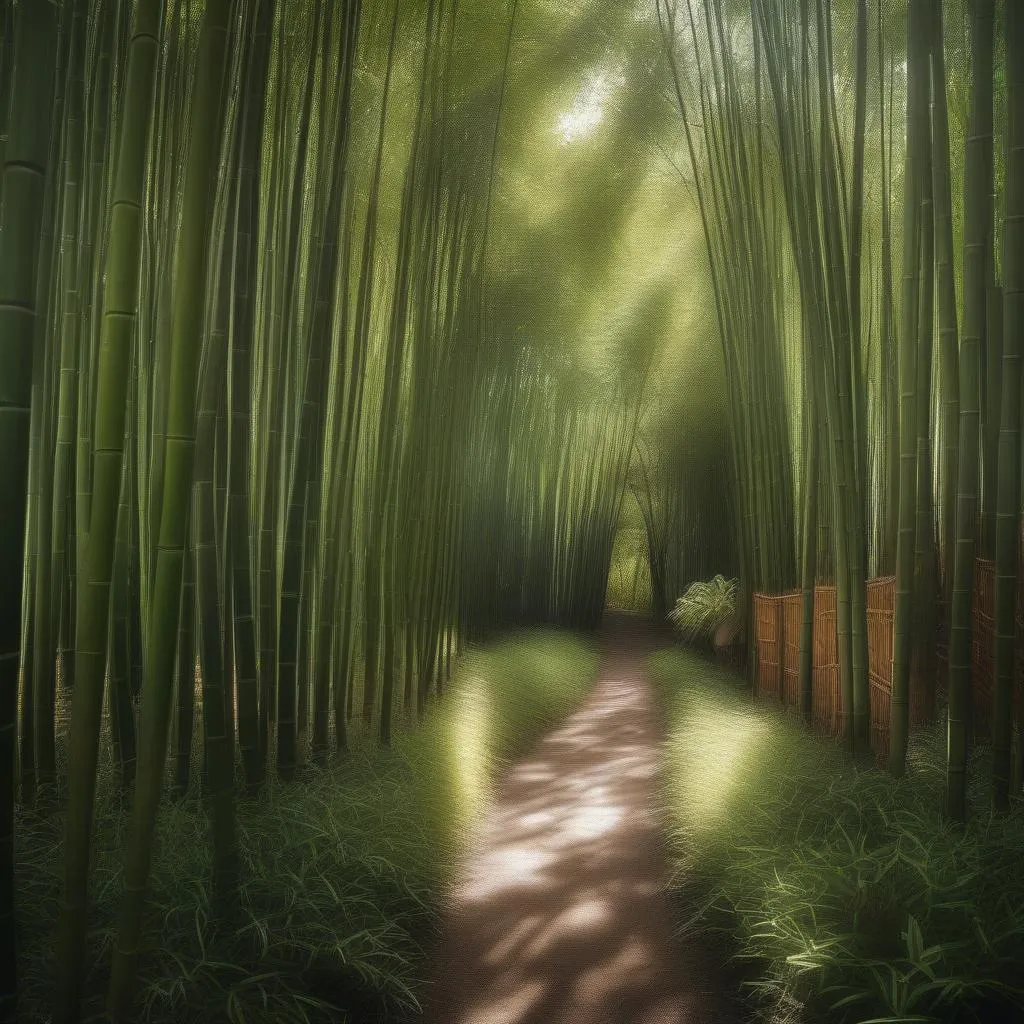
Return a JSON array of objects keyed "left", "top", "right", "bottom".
[{"left": 0, "top": 0, "right": 1023, "bottom": 1019}]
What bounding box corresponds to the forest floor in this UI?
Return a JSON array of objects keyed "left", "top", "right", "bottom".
[{"left": 420, "top": 614, "right": 744, "bottom": 1024}]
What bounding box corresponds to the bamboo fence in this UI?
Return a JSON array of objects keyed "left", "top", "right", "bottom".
[{"left": 753, "top": 559, "right": 1023, "bottom": 763}]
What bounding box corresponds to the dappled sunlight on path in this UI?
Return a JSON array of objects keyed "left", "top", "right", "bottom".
[{"left": 422, "top": 620, "right": 740, "bottom": 1023}]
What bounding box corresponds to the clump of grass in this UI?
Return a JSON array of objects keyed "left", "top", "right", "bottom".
[
  {"left": 649, "top": 647, "right": 1024, "bottom": 1024},
  {"left": 16, "top": 628, "right": 597, "bottom": 1024},
  {"left": 668, "top": 575, "right": 737, "bottom": 645}
]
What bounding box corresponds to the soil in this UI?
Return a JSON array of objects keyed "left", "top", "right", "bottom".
[{"left": 419, "top": 614, "right": 746, "bottom": 1024}]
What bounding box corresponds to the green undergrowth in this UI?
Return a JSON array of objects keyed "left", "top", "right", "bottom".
[
  {"left": 649, "top": 647, "right": 1024, "bottom": 1024},
  {"left": 667, "top": 574, "right": 737, "bottom": 645},
  {"left": 16, "top": 629, "right": 597, "bottom": 1024}
]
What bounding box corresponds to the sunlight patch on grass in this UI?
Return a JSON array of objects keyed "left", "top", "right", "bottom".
[
  {"left": 649, "top": 647, "right": 1024, "bottom": 1024},
  {"left": 16, "top": 629, "right": 598, "bottom": 1024},
  {"left": 449, "top": 674, "right": 494, "bottom": 834},
  {"left": 664, "top": 700, "right": 768, "bottom": 834}
]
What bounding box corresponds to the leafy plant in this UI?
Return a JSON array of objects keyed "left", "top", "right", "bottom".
[
  {"left": 668, "top": 575, "right": 738, "bottom": 646},
  {"left": 16, "top": 631, "right": 597, "bottom": 1023},
  {"left": 650, "top": 648, "right": 1024, "bottom": 1024}
]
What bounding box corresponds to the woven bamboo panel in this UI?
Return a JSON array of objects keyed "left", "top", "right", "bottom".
[
  {"left": 753, "top": 593, "right": 783, "bottom": 700},
  {"left": 751, "top": 555, "right": 1024, "bottom": 759},
  {"left": 812, "top": 584, "right": 842, "bottom": 737},
  {"left": 867, "top": 576, "right": 895, "bottom": 763},
  {"left": 781, "top": 591, "right": 802, "bottom": 708}
]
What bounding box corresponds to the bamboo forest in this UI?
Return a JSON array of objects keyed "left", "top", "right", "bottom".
[{"left": 4, "top": 0, "right": 1024, "bottom": 1021}]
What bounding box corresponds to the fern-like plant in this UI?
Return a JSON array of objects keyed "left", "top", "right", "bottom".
[{"left": 668, "top": 575, "right": 738, "bottom": 646}]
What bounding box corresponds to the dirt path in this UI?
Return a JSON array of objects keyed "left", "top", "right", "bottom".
[{"left": 421, "top": 617, "right": 741, "bottom": 1024}]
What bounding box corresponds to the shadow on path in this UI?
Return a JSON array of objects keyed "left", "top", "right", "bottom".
[{"left": 421, "top": 614, "right": 743, "bottom": 1023}]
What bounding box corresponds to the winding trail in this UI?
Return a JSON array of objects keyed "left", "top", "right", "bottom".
[{"left": 422, "top": 616, "right": 741, "bottom": 1024}]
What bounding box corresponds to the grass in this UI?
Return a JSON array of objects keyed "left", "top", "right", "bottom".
[
  {"left": 16, "top": 628, "right": 598, "bottom": 1023},
  {"left": 648, "top": 647, "right": 1024, "bottom": 1024}
]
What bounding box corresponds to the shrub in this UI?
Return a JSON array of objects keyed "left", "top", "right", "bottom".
[
  {"left": 649, "top": 647, "right": 1024, "bottom": 1024},
  {"left": 668, "top": 575, "right": 738, "bottom": 646},
  {"left": 17, "top": 629, "right": 597, "bottom": 1024}
]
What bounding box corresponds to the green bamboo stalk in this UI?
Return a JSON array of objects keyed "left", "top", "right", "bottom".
[
  {"left": 311, "top": 0, "right": 360, "bottom": 761},
  {"left": 948, "top": 0, "right": 994, "bottom": 822},
  {"left": 0, "top": 1, "right": 13, "bottom": 184},
  {"left": 228, "top": 0, "right": 274, "bottom": 793},
  {"left": 368, "top": 12, "right": 439, "bottom": 744},
  {"left": 931, "top": 0, "right": 959, "bottom": 617},
  {"left": 109, "top": 454, "right": 138, "bottom": 794},
  {"left": 194, "top": 338, "right": 237, "bottom": 912},
  {"left": 799, "top": 345, "right": 817, "bottom": 726},
  {"left": 25, "top": 2, "right": 71, "bottom": 810},
  {"left": 73, "top": 0, "right": 120, "bottom": 630},
  {"left": 172, "top": 544, "right": 195, "bottom": 800},
  {"left": 878, "top": 7, "right": 898, "bottom": 576},
  {"left": 912, "top": 30, "right": 937, "bottom": 728},
  {"left": 992, "top": 0, "right": 1024, "bottom": 810},
  {"left": 273, "top": 0, "right": 325, "bottom": 778},
  {"left": 356, "top": 0, "right": 401, "bottom": 731},
  {"left": 106, "top": 0, "right": 232, "bottom": 1015},
  {"left": 39, "top": 0, "right": 90, "bottom": 810},
  {"left": 0, "top": 3, "right": 57, "bottom": 1014},
  {"left": 982, "top": 292, "right": 1003, "bottom": 558},
  {"left": 53, "top": 4, "right": 161, "bottom": 1016},
  {"left": 890, "top": 0, "right": 927, "bottom": 777}
]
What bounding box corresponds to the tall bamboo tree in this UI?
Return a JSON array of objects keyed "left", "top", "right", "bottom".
[
  {"left": 53, "top": 4, "right": 162, "bottom": 1017},
  {"left": 948, "top": 0, "right": 994, "bottom": 822},
  {"left": 890, "top": 0, "right": 929, "bottom": 777},
  {"left": 992, "top": 0, "right": 1024, "bottom": 810},
  {"left": 932, "top": 0, "right": 959, "bottom": 614},
  {"left": 107, "top": 0, "right": 232, "bottom": 1015},
  {"left": 0, "top": 4, "right": 57, "bottom": 1017}
]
